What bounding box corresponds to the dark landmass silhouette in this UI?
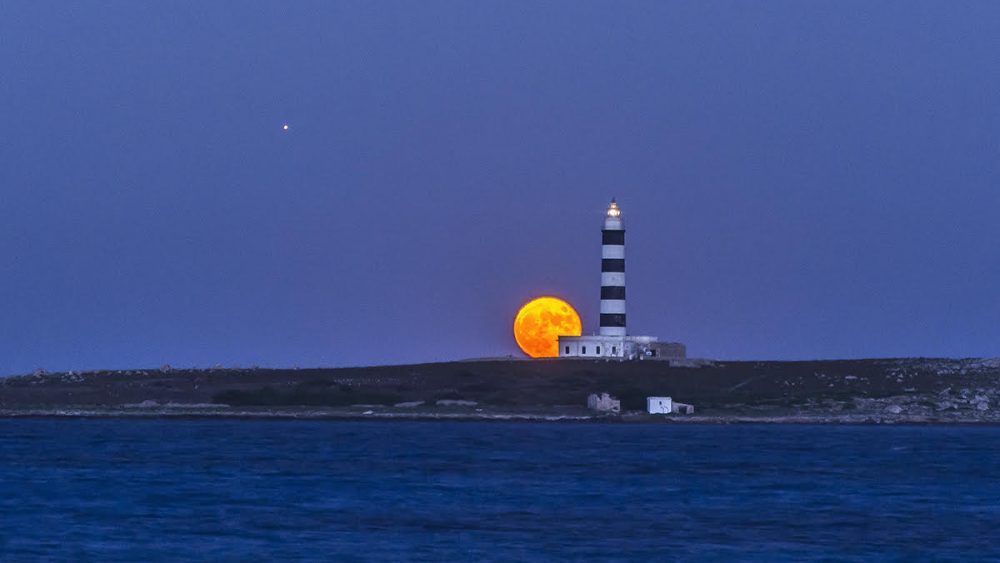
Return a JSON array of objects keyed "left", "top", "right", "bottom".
[{"left": 1, "top": 358, "right": 998, "bottom": 423}]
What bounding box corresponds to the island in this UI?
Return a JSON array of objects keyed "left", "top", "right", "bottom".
[{"left": 1, "top": 358, "right": 998, "bottom": 423}]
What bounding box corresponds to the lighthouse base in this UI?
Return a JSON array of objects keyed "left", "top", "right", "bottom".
[{"left": 557, "top": 335, "right": 686, "bottom": 361}]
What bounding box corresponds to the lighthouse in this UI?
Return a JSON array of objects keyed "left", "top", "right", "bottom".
[
  {"left": 600, "top": 199, "right": 626, "bottom": 337},
  {"left": 557, "top": 198, "right": 686, "bottom": 361}
]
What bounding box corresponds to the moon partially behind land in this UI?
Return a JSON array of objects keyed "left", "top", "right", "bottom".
[{"left": 513, "top": 297, "right": 582, "bottom": 358}]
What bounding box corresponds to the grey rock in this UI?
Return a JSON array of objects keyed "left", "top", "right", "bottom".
[
  {"left": 936, "top": 401, "right": 956, "bottom": 411},
  {"left": 394, "top": 401, "right": 425, "bottom": 408}
]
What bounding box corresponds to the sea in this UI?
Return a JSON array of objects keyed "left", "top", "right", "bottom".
[{"left": 0, "top": 420, "right": 997, "bottom": 561}]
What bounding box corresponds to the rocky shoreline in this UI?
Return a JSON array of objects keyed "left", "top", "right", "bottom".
[{"left": 2, "top": 403, "right": 999, "bottom": 425}]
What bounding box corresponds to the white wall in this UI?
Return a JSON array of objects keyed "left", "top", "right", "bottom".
[
  {"left": 559, "top": 337, "right": 626, "bottom": 358},
  {"left": 599, "top": 300, "right": 626, "bottom": 314},
  {"left": 647, "top": 397, "right": 672, "bottom": 414},
  {"left": 601, "top": 245, "right": 625, "bottom": 259},
  {"left": 600, "top": 272, "right": 625, "bottom": 287}
]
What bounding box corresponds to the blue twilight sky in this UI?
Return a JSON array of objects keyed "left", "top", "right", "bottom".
[{"left": 1, "top": 1, "right": 998, "bottom": 375}]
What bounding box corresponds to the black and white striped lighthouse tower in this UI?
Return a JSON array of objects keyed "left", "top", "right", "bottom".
[
  {"left": 557, "top": 197, "right": 686, "bottom": 360},
  {"left": 600, "top": 198, "right": 626, "bottom": 337}
]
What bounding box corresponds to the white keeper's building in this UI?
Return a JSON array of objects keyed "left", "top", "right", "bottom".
[{"left": 558, "top": 199, "right": 686, "bottom": 361}]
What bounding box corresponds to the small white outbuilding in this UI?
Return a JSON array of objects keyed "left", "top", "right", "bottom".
[{"left": 647, "top": 396, "right": 673, "bottom": 414}]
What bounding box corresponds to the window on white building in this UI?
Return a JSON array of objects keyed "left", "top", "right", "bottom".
[
  {"left": 596, "top": 346, "right": 601, "bottom": 354},
  {"left": 582, "top": 346, "right": 587, "bottom": 354}
]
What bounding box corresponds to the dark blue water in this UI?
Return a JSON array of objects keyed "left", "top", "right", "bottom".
[{"left": 1, "top": 421, "right": 998, "bottom": 561}]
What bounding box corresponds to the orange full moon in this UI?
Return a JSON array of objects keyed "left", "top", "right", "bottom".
[{"left": 513, "top": 297, "right": 582, "bottom": 358}]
